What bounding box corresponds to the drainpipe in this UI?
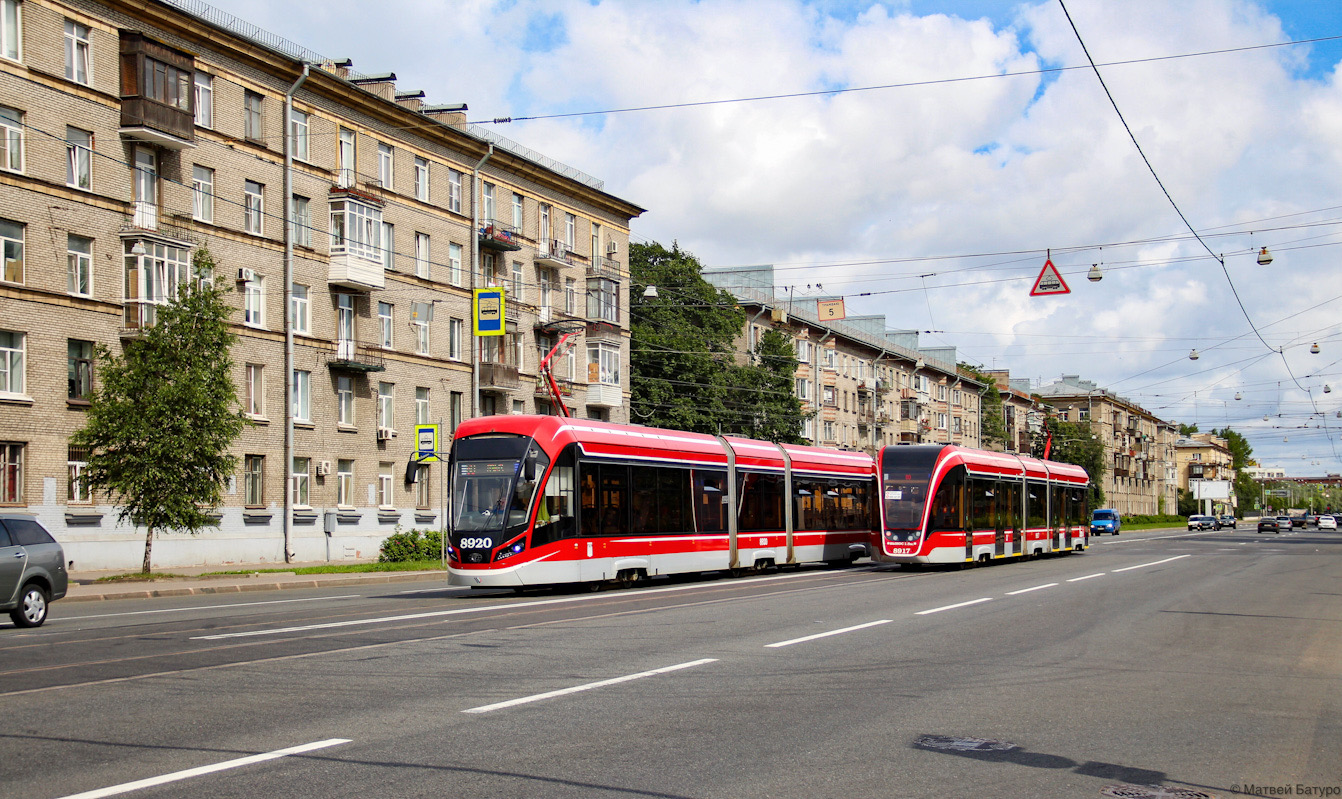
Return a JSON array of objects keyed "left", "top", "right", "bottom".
[
  {"left": 470, "top": 144, "right": 493, "bottom": 418},
  {"left": 282, "top": 63, "right": 309, "bottom": 564}
]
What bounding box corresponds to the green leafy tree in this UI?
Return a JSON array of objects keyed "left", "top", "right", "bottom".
[
  {"left": 1211, "top": 427, "right": 1253, "bottom": 469},
  {"left": 1033, "top": 416, "right": 1107, "bottom": 506},
  {"left": 72, "top": 249, "right": 247, "bottom": 573},
  {"left": 722, "top": 327, "right": 810, "bottom": 443},
  {"left": 958, "top": 363, "right": 1005, "bottom": 448},
  {"left": 1178, "top": 422, "right": 1199, "bottom": 436}
]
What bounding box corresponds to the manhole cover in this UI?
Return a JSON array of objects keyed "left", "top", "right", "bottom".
[
  {"left": 1101, "top": 784, "right": 1218, "bottom": 799},
  {"left": 914, "top": 735, "right": 1019, "bottom": 752}
]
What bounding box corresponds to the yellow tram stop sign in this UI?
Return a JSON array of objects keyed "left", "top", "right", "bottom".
[{"left": 414, "top": 424, "right": 441, "bottom": 463}]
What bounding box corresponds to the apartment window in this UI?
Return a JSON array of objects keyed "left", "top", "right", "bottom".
[
  {"left": 0, "top": 218, "right": 20, "bottom": 284},
  {"left": 592, "top": 223, "right": 601, "bottom": 259},
  {"left": 291, "top": 195, "right": 311, "bottom": 247},
  {"left": 62, "top": 233, "right": 93, "bottom": 297},
  {"left": 564, "top": 212, "right": 576, "bottom": 248},
  {"left": 329, "top": 198, "right": 381, "bottom": 261},
  {"left": 415, "top": 387, "right": 430, "bottom": 425},
  {"left": 823, "top": 420, "right": 835, "bottom": 441},
  {"left": 336, "top": 459, "right": 354, "bottom": 507},
  {"left": 1, "top": 0, "right": 19, "bottom": 61},
  {"left": 587, "top": 342, "right": 620, "bottom": 386},
  {"left": 412, "top": 305, "right": 430, "bottom": 355},
  {"left": 291, "top": 457, "right": 309, "bottom": 507},
  {"left": 381, "top": 222, "right": 394, "bottom": 270},
  {"left": 244, "top": 180, "right": 263, "bottom": 235},
  {"left": 377, "top": 143, "right": 393, "bottom": 189},
  {"left": 796, "top": 339, "right": 812, "bottom": 363},
  {"left": 378, "top": 464, "right": 393, "bottom": 508},
  {"left": 122, "top": 239, "right": 194, "bottom": 328},
  {"left": 290, "top": 109, "right": 310, "bottom": 161},
  {"left": 482, "top": 182, "right": 495, "bottom": 223},
  {"left": 244, "top": 90, "right": 262, "bottom": 140},
  {"left": 0, "top": 442, "right": 22, "bottom": 503},
  {"left": 512, "top": 400, "right": 525, "bottom": 415},
  {"left": 336, "top": 293, "right": 354, "bottom": 344},
  {"left": 242, "top": 275, "right": 264, "bottom": 327},
  {"left": 447, "top": 169, "right": 461, "bottom": 213},
  {"left": 245, "top": 363, "right": 264, "bottom": 417},
  {"left": 415, "top": 464, "right": 431, "bottom": 509},
  {"left": 512, "top": 193, "right": 523, "bottom": 230},
  {"left": 68, "top": 339, "right": 93, "bottom": 400},
  {"left": 564, "top": 277, "right": 576, "bottom": 315},
  {"left": 290, "top": 284, "right": 309, "bottom": 334},
  {"left": 448, "top": 242, "right": 462, "bottom": 286},
  {"left": 449, "top": 318, "right": 463, "bottom": 360},
  {"left": 414, "top": 232, "right": 430, "bottom": 279},
  {"left": 823, "top": 386, "right": 836, "bottom": 407},
  {"left": 291, "top": 368, "right": 310, "bottom": 421},
  {"left": 796, "top": 378, "right": 810, "bottom": 401},
  {"left": 378, "top": 302, "right": 393, "bottom": 349},
  {"left": 65, "top": 127, "right": 92, "bottom": 189},
  {"left": 586, "top": 277, "right": 618, "bottom": 324},
  {"left": 0, "top": 330, "right": 23, "bottom": 395},
  {"left": 337, "top": 127, "right": 355, "bottom": 187},
  {"left": 377, "top": 382, "right": 394, "bottom": 431},
  {"left": 193, "top": 72, "right": 213, "bottom": 127},
  {"left": 413, "top": 156, "right": 429, "bottom": 201},
  {"left": 68, "top": 445, "right": 90, "bottom": 503},
  {"left": 336, "top": 375, "right": 354, "bottom": 426},
  {"left": 511, "top": 261, "right": 523, "bottom": 300},
  {"left": 450, "top": 391, "right": 463, "bottom": 431},
  {"left": 0, "top": 106, "right": 22, "bottom": 172},
  {"left": 191, "top": 165, "right": 213, "bottom": 222},
  {"left": 64, "top": 20, "right": 90, "bottom": 84},
  {"left": 243, "top": 455, "right": 264, "bottom": 506}
]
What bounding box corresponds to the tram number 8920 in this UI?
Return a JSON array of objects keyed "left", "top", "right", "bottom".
[{"left": 459, "top": 538, "right": 494, "bottom": 550}]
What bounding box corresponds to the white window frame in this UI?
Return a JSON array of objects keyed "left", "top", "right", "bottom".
[
  {"left": 290, "top": 109, "right": 310, "bottom": 162},
  {"left": 291, "top": 368, "right": 310, "bottom": 422},
  {"left": 447, "top": 169, "right": 461, "bottom": 213},
  {"left": 329, "top": 198, "right": 381, "bottom": 262},
  {"left": 377, "top": 143, "right": 393, "bottom": 189},
  {"left": 336, "top": 459, "right": 354, "bottom": 508},
  {"left": 587, "top": 342, "right": 620, "bottom": 386},
  {"left": 449, "top": 317, "right": 463, "bottom": 360},
  {"left": 0, "top": 329, "right": 24, "bottom": 396},
  {"left": 482, "top": 182, "right": 495, "bottom": 223},
  {"left": 415, "top": 232, "right": 430, "bottom": 279},
  {"left": 244, "top": 180, "right": 264, "bottom": 235},
  {"left": 565, "top": 212, "right": 576, "bottom": 248},
  {"left": 381, "top": 222, "right": 395, "bottom": 271},
  {"left": 337, "top": 375, "right": 354, "bottom": 426},
  {"left": 1, "top": 105, "right": 23, "bottom": 173},
  {"left": 245, "top": 363, "right": 264, "bottom": 418},
  {"left": 68, "top": 446, "right": 90, "bottom": 503},
  {"left": 244, "top": 91, "right": 262, "bottom": 140},
  {"left": 290, "top": 283, "right": 309, "bottom": 334},
  {"left": 512, "top": 193, "right": 523, "bottom": 230},
  {"left": 242, "top": 275, "right": 265, "bottom": 328},
  {"left": 415, "top": 387, "right": 430, "bottom": 425},
  {"left": 67, "top": 233, "right": 92, "bottom": 297},
  {"left": 291, "top": 194, "right": 311, "bottom": 247},
  {"left": 378, "top": 301, "right": 393, "bottom": 349},
  {"left": 413, "top": 316, "right": 429, "bottom": 355},
  {"left": 337, "top": 127, "right": 355, "bottom": 187},
  {"left": 193, "top": 72, "right": 213, "bottom": 128},
  {"left": 290, "top": 457, "right": 310, "bottom": 508},
  {"left": 64, "top": 19, "right": 90, "bottom": 85},
  {"left": 66, "top": 127, "right": 91, "bottom": 190},
  {"left": 378, "top": 465, "right": 394, "bottom": 509},
  {"left": 448, "top": 242, "right": 462, "bottom": 286},
  {"left": 414, "top": 156, "right": 430, "bottom": 202},
  {"left": 0, "top": 0, "right": 20, "bottom": 62},
  {"left": 1, "top": 217, "right": 23, "bottom": 284},
  {"left": 192, "top": 165, "right": 214, "bottom": 223},
  {"left": 378, "top": 382, "right": 394, "bottom": 431}
]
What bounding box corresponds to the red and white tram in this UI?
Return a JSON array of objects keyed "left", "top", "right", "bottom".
[
  {"left": 445, "top": 415, "right": 1090, "bottom": 588},
  {"left": 876, "top": 445, "right": 1090, "bottom": 565}
]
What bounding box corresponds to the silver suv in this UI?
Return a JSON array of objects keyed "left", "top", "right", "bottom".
[{"left": 1, "top": 514, "right": 69, "bottom": 627}]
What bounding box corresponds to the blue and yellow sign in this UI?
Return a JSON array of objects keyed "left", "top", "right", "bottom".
[
  {"left": 414, "top": 424, "right": 440, "bottom": 463},
  {"left": 473, "top": 288, "right": 506, "bottom": 337}
]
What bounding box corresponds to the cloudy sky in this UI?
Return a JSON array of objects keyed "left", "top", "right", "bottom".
[{"left": 197, "top": 0, "right": 1342, "bottom": 475}]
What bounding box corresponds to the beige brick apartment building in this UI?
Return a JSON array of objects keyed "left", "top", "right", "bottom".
[{"left": 0, "top": 0, "right": 642, "bottom": 569}]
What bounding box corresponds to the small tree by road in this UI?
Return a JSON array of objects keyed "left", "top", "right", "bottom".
[{"left": 72, "top": 249, "right": 247, "bottom": 573}]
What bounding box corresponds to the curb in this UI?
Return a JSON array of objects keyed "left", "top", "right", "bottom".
[{"left": 63, "top": 570, "right": 446, "bottom": 603}]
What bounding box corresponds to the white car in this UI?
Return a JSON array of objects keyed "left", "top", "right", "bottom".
[{"left": 1318, "top": 515, "right": 1337, "bottom": 531}]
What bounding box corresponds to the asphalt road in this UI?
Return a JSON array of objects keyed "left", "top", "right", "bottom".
[{"left": 2, "top": 527, "right": 1339, "bottom": 799}]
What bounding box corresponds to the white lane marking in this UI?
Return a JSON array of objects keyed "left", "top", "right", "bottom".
[
  {"left": 1067, "top": 573, "right": 1105, "bottom": 582},
  {"left": 1111, "top": 554, "right": 1192, "bottom": 573},
  {"left": 72, "top": 595, "right": 361, "bottom": 620},
  {"left": 54, "top": 738, "right": 351, "bottom": 799},
  {"left": 1103, "top": 530, "right": 1219, "bottom": 543},
  {"left": 463, "top": 659, "right": 718, "bottom": 714},
  {"left": 191, "top": 568, "right": 849, "bottom": 640},
  {"left": 1006, "top": 583, "right": 1057, "bottom": 595},
  {"left": 765, "top": 619, "right": 893, "bottom": 649},
  {"left": 916, "top": 598, "right": 992, "bottom": 616}
]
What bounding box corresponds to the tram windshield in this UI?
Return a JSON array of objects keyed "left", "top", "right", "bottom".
[
  {"left": 880, "top": 446, "right": 945, "bottom": 536},
  {"left": 450, "top": 434, "right": 549, "bottom": 535}
]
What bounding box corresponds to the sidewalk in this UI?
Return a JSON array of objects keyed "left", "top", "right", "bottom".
[{"left": 64, "top": 561, "right": 448, "bottom": 603}]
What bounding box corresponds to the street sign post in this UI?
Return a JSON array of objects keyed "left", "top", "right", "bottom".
[{"left": 414, "top": 424, "right": 440, "bottom": 463}]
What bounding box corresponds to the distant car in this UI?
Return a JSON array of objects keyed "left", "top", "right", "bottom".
[
  {"left": 1318, "top": 515, "right": 1337, "bottom": 531},
  {"left": 1090, "top": 509, "right": 1121, "bottom": 536},
  {"left": 1216, "top": 514, "right": 1236, "bottom": 530},
  {"left": 1187, "top": 515, "right": 1217, "bottom": 531},
  {"left": 1291, "top": 515, "right": 1308, "bottom": 529},
  {"left": 1257, "top": 517, "right": 1285, "bottom": 534},
  {"left": 1278, "top": 516, "right": 1295, "bottom": 531},
  {"left": 0, "top": 514, "right": 69, "bottom": 628}
]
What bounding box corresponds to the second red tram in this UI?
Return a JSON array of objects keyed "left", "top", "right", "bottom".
[{"left": 445, "top": 415, "right": 1089, "bottom": 588}]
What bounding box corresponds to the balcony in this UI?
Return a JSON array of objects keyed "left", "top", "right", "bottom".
[
  {"left": 329, "top": 253, "right": 385, "bottom": 291},
  {"left": 586, "top": 382, "right": 623, "bottom": 408},
  {"left": 118, "top": 32, "right": 195, "bottom": 150},
  {"left": 535, "top": 240, "right": 575, "bottom": 268},
  {"left": 326, "top": 339, "right": 386, "bottom": 372},
  {"left": 479, "top": 220, "right": 522, "bottom": 252},
  {"left": 480, "top": 362, "right": 521, "bottom": 390},
  {"left": 588, "top": 256, "right": 620, "bottom": 279}
]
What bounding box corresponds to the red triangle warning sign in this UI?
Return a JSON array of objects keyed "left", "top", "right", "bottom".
[{"left": 1030, "top": 259, "right": 1071, "bottom": 296}]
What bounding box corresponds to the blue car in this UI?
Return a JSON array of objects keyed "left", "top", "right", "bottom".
[{"left": 1090, "top": 509, "right": 1121, "bottom": 536}]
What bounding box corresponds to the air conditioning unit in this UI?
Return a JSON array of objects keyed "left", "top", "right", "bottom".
[
  {"left": 316, "top": 460, "right": 332, "bottom": 476},
  {"left": 236, "top": 268, "right": 256, "bottom": 283},
  {"left": 606, "top": 240, "right": 619, "bottom": 255},
  {"left": 377, "top": 428, "right": 396, "bottom": 441}
]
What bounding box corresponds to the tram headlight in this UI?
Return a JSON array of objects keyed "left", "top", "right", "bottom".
[{"left": 493, "top": 541, "right": 526, "bottom": 562}]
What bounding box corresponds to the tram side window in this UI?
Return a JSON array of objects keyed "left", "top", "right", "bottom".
[
  {"left": 929, "top": 467, "right": 964, "bottom": 532},
  {"left": 969, "top": 479, "right": 997, "bottom": 530},
  {"left": 1004, "top": 481, "right": 1022, "bottom": 531},
  {"left": 1026, "top": 481, "right": 1046, "bottom": 528},
  {"left": 738, "top": 471, "right": 784, "bottom": 532},
  {"left": 1069, "top": 487, "right": 1087, "bottom": 527},
  {"left": 600, "top": 464, "right": 630, "bottom": 536},
  {"left": 693, "top": 469, "right": 728, "bottom": 533},
  {"left": 631, "top": 466, "right": 658, "bottom": 535},
  {"left": 837, "top": 479, "right": 872, "bottom": 531},
  {"left": 794, "top": 481, "right": 819, "bottom": 531},
  {"left": 532, "top": 445, "right": 576, "bottom": 547},
  {"left": 658, "top": 468, "right": 691, "bottom": 535},
  {"left": 1050, "top": 484, "right": 1065, "bottom": 529}
]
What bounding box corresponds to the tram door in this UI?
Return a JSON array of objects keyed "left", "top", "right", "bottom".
[
  {"left": 1010, "top": 482, "right": 1024, "bottom": 557},
  {"left": 994, "top": 481, "right": 1006, "bottom": 558}
]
